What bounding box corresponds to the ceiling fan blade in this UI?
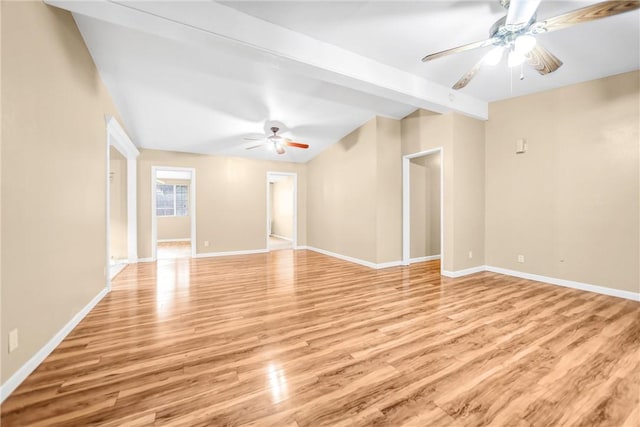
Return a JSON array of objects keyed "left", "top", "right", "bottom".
[
  {"left": 541, "top": 1, "right": 640, "bottom": 33},
  {"left": 506, "top": 0, "right": 542, "bottom": 27},
  {"left": 275, "top": 145, "right": 286, "bottom": 155},
  {"left": 525, "top": 44, "right": 563, "bottom": 75},
  {"left": 452, "top": 57, "right": 485, "bottom": 90},
  {"left": 243, "top": 137, "right": 264, "bottom": 141},
  {"left": 285, "top": 141, "right": 309, "bottom": 149},
  {"left": 245, "top": 144, "right": 264, "bottom": 150},
  {"left": 422, "top": 37, "right": 499, "bottom": 62}
]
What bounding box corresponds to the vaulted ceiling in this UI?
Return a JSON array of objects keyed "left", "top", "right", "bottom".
[{"left": 47, "top": 1, "right": 639, "bottom": 163}]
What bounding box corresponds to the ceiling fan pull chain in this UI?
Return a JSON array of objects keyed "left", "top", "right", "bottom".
[{"left": 520, "top": 64, "right": 525, "bottom": 81}]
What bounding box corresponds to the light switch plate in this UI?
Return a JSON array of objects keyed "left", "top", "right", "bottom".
[{"left": 9, "top": 329, "right": 18, "bottom": 353}]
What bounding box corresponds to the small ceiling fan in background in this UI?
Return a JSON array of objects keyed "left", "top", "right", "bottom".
[
  {"left": 422, "top": 0, "right": 640, "bottom": 90},
  {"left": 244, "top": 126, "right": 309, "bottom": 155}
]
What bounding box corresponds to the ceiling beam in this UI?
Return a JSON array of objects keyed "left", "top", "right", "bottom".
[{"left": 45, "top": 0, "right": 488, "bottom": 120}]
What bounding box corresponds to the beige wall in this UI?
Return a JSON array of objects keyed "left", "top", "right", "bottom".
[
  {"left": 375, "top": 117, "right": 402, "bottom": 264},
  {"left": 271, "top": 176, "right": 294, "bottom": 239},
  {"left": 1, "top": 2, "right": 125, "bottom": 383},
  {"left": 157, "top": 179, "right": 191, "bottom": 241},
  {"left": 401, "top": 110, "right": 486, "bottom": 271},
  {"left": 452, "top": 113, "right": 486, "bottom": 270},
  {"left": 110, "top": 147, "right": 128, "bottom": 260},
  {"left": 308, "top": 112, "right": 484, "bottom": 268},
  {"left": 410, "top": 153, "right": 441, "bottom": 258},
  {"left": 307, "top": 118, "right": 378, "bottom": 263},
  {"left": 486, "top": 71, "right": 639, "bottom": 293},
  {"left": 137, "top": 149, "right": 306, "bottom": 258},
  {"left": 402, "top": 110, "right": 453, "bottom": 271}
]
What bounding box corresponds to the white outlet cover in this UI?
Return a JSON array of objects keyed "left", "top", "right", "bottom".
[{"left": 518, "top": 255, "right": 525, "bottom": 263}]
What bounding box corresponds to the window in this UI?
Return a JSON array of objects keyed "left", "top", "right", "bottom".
[{"left": 156, "top": 184, "right": 188, "bottom": 216}]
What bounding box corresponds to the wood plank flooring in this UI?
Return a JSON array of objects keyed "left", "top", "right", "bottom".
[
  {"left": 157, "top": 241, "right": 192, "bottom": 260},
  {"left": 2, "top": 249, "right": 639, "bottom": 426}
]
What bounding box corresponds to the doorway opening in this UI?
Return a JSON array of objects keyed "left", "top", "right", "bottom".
[
  {"left": 109, "top": 147, "right": 128, "bottom": 276},
  {"left": 266, "top": 172, "right": 297, "bottom": 251},
  {"left": 151, "top": 167, "right": 196, "bottom": 260},
  {"left": 106, "top": 116, "right": 139, "bottom": 285},
  {"left": 402, "top": 148, "right": 443, "bottom": 271}
]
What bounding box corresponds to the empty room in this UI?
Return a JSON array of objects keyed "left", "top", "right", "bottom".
[{"left": 1, "top": 1, "right": 639, "bottom": 426}]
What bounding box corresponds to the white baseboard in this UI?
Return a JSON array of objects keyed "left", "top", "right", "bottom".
[
  {"left": 269, "top": 234, "right": 292, "bottom": 242},
  {"left": 157, "top": 238, "right": 191, "bottom": 243},
  {"left": 109, "top": 263, "right": 128, "bottom": 279},
  {"left": 0, "top": 286, "right": 109, "bottom": 403},
  {"left": 410, "top": 255, "right": 441, "bottom": 263},
  {"left": 294, "top": 245, "right": 309, "bottom": 250},
  {"left": 442, "top": 265, "right": 486, "bottom": 278},
  {"left": 136, "top": 257, "right": 156, "bottom": 263},
  {"left": 377, "top": 260, "right": 403, "bottom": 269},
  {"left": 194, "top": 248, "right": 269, "bottom": 259},
  {"left": 304, "top": 246, "right": 401, "bottom": 270},
  {"left": 485, "top": 266, "right": 640, "bottom": 302}
]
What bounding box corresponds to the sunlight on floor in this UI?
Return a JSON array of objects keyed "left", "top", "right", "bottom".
[{"left": 157, "top": 241, "right": 191, "bottom": 259}]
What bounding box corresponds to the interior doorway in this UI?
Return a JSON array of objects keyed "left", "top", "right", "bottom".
[
  {"left": 266, "top": 172, "right": 297, "bottom": 251},
  {"left": 109, "top": 147, "right": 128, "bottom": 276},
  {"left": 402, "top": 148, "right": 443, "bottom": 269},
  {"left": 151, "top": 167, "right": 196, "bottom": 260},
  {"left": 106, "top": 116, "right": 139, "bottom": 284}
]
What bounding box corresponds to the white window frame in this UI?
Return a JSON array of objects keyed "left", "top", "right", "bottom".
[{"left": 156, "top": 183, "right": 189, "bottom": 217}]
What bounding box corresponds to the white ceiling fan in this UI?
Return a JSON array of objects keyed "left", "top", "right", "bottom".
[
  {"left": 421, "top": 0, "right": 640, "bottom": 89},
  {"left": 244, "top": 127, "right": 309, "bottom": 155}
]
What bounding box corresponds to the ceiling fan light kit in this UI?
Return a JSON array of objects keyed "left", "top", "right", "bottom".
[
  {"left": 243, "top": 126, "right": 310, "bottom": 155},
  {"left": 484, "top": 46, "right": 505, "bottom": 66},
  {"left": 422, "top": 0, "right": 640, "bottom": 90},
  {"left": 507, "top": 48, "right": 527, "bottom": 68}
]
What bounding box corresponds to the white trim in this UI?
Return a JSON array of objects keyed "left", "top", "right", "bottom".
[
  {"left": 106, "top": 116, "right": 139, "bottom": 158},
  {"left": 136, "top": 257, "right": 156, "bottom": 263},
  {"left": 485, "top": 266, "right": 640, "bottom": 302},
  {"left": 410, "top": 255, "right": 441, "bottom": 263},
  {"left": 377, "top": 260, "right": 403, "bottom": 269},
  {"left": 157, "top": 238, "right": 191, "bottom": 243},
  {"left": 106, "top": 116, "right": 139, "bottom": 265},
  {"left": 0, "top": 287, "right": 109, "bottom": 403},
  {"left": 441, "top": 265, "right": 486, "bottom": 278},
  {"left": 402, "top": 148, "right": 444, "bottom": 272},
  {"left": 306, "top": 246, "right": 377, "bottom": 269},
  {"left": 194, "top": 248, "right": 268, "bottom": 259},
  {"left": 105, "top": 126, "right": 111, "bottom": 291},
  {"left": 151, "top": 166, "right": 196, "bottom": 259},
  {"left": 109, "top": 263, "right": 128, "bottom": 279},
  {"left": 436, "top": 264, "right": 639, "bottom": 301},
  {"left": 294, "top": 245, "right": 309, "bottom": 250},
  {"left": 269, "top": 234, "right": 292, "bottom": 242},
  {"left": 305, "top": 246, "right": 401, "bottom": 270},
  {"left": 266, "top": 172, "right": 298, "bottom": 251}
]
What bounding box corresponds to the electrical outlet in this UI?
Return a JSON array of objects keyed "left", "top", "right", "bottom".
[
  {"left": 468, "top": 251, "right": 473, "bottom": 259},
  {"left": 517, "top": 254, "right": 525, "bottom": 263},
  {"left": 9, "top": 329, "right": 18, "bottom": 353},
  {"left": 204, "top": 240, "right": 209, "bottom": 247}
]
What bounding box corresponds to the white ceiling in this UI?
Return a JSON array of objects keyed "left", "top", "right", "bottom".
[
  {"left": 62, "top": 1, "right": 639, "bottom": 163},
  {"left": 224, "top": 1, "right": 640, "bottom": 102}
]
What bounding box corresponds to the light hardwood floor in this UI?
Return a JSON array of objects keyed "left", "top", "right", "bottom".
[
  {"left": 2, "top": 250, "right": 639, "bottom": 426},
  {"left": 157, "top": 241, "right": 192, "bottom": 259}
]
